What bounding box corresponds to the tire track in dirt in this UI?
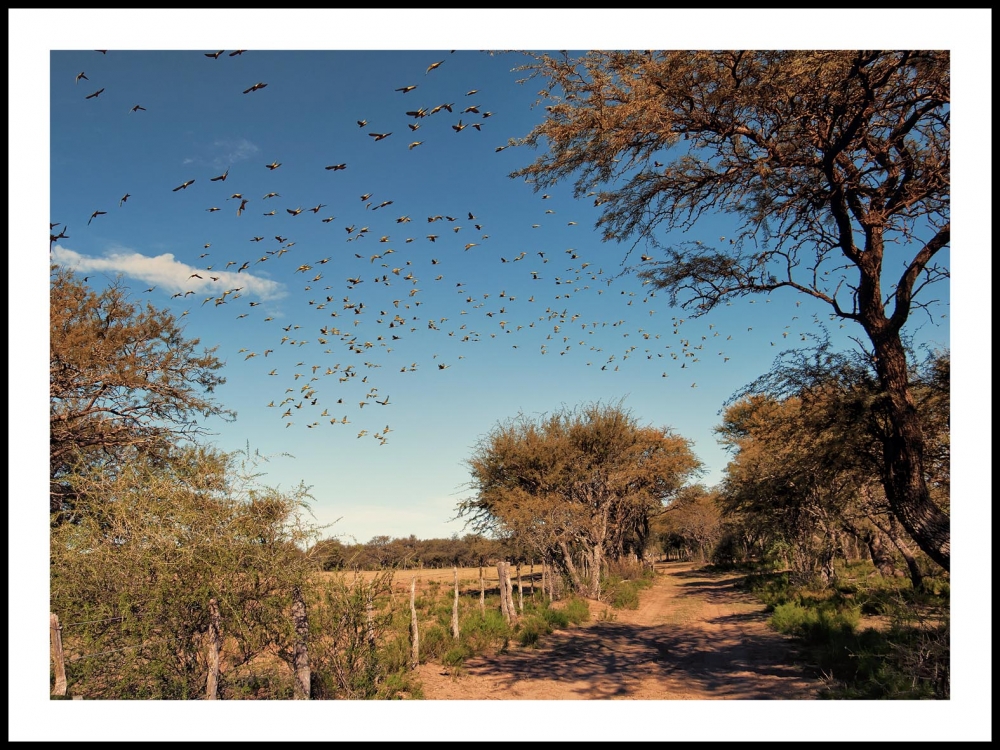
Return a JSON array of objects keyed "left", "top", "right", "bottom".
[{"left": 415, "top": 562, "right": 822, "bottom": 699}]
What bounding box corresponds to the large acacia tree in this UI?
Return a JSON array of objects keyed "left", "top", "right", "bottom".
[
  {"left": 50, "top": 266, "right": 233, "bottom": 516},
  {"left": 460, "top": 402, "right": 701, "bottom": 598},
  {"left": 510, "top": 50, "right": 950, "bottom": 569}
]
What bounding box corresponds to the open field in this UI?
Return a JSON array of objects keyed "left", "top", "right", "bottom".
[{"left": 315, "top": 565, "right": 542, "bottom": 595}]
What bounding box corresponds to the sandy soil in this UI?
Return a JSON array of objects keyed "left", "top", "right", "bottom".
[{"left": 415, "top": 562, "right": 822, "bottom": 699}]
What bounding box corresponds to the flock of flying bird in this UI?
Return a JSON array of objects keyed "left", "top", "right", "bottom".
[{"left": 53, "top": 50, "right": 814, "bottom": 446}]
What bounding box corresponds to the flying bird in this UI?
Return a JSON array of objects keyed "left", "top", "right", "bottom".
[
  {"left": 229, "top": 49, "right": 246, "bottom": 56},
  {"left": 243, "top": 82, "right": 268, "bottom": 94},
  {"left": 426, "top": 60, "right": 444, "bottom": 74},
  {"left": 210, "top": 169, "right": 229, "bottom": 182},
  {"left": 129, "top": 104, "right": 146, "bottom": 113},
  {"left": 357, "top": 119, "right": 368, "bottom": 128},
  {"left": 265, "top": 161, "right": 281, "bottom": 170},
  {"left": 452, "top": 120, "right": 467, "bottom": 132},
  {"left": 408, "top": 141, "right": 422, "bottom": 150},
  {"left": 75, "top": 72, "right": 88, "bottom": 84},
  {"left": 87, "top": 210, "right": 106, "bottom": 225},
  {"left": 237, "top": 198, "right": 249, "bottom": 216},
  {"left": 395, "top": 85, "right": 417, "bottom": 93},
  {"left": 286, "top": 207, "right": 303, "bottom": 216},
  {"left": 369, "top": 132, "right": 392, "bottom": 141},
  {"left": 325, "top": 163, "right": 347, "bottom": 171},
  {"left": 85, "top": 88, "right": 105, "bottom": 99},
  {"left": 172, "top": 179, "right": 195, "bottom": 191},
  {"left": 205, "top": 50, "right": 224, "bottom": 59}
]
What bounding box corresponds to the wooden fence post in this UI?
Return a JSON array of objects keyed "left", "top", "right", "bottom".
[
  {"left": 452, "top": 567, "right": 461, "bottom": 639},
  {"left": 516, "top": 563, "right": 524, "bottom": 614},
  {"left": 206, "top": 598, "right": 222, "bottom": 700},
  {"left": 50, "top": 613, "right": 67, "bottom": 697},
  {"left": 530, "top": 560, "right": 535, "bottom": 599},
  {"left": 503, "top": 562, "right": 517, "bottom": 622},
  {"left": 496, "top": 562, "right": 511, "bottom": 623},
  {"left": 479, "top": 565, "right": 486, "bottom": 613},
  {"left": 291, "top": 586, "right": 310, "bottom": 700},
  {"left": 409, "top": 577, "right": 419, "bottom": 668}
]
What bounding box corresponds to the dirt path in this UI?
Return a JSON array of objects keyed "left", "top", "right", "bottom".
[{"left": 415, "top": 562, "right": 822, "bottom": 699}]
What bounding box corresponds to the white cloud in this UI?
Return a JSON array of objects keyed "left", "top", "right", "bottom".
[
  {"left": 212, "top": 138, "right": 260, "bottom": 169},
  {"left": 51, "top": 245, "right": 286, "bottom": 301}
]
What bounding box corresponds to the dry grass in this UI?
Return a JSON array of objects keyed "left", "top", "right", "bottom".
[{"left": 313, "top": 566, "right": 541, "bottom": 596}]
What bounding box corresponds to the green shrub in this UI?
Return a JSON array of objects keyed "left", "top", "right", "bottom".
[
  {"left": 442, "top": 642, "right": 474, "bottom": 668},
  {"left": 542, "top": 606, "right": 570, "bottom": 629},
  {"left": 419, "top": 624, "right": 450, "bottom": 661},
  {"left": 460, "top": 609, "right": 510, "bottom": 654},
  {"left": 563, "top": 597, "right": 590, "bottom": 624},
  {"left": 770, "top": 601, "right": 859, "bottom": 645},
  {"left": 516, "top": 616, "right": 551, "bottom": 647}
]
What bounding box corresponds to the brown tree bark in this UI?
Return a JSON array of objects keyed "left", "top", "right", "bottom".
[
  {"left": 50, "top": 613, "right": 67, "bottom": 697},
  {"left": 291, "top": 586, "right": 310, "bottom": 699},
  {"left": 206, "top": 598, "right": 222, "bottom": 700}
]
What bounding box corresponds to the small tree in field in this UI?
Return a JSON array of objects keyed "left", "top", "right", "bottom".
[
  {"left": 510, "top": 51, "right": 950, "bottom": 570},
  {"left": 460, "top": 402, "right": 701, "bottom": 598}
]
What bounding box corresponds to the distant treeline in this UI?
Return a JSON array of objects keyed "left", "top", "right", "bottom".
[{"left": 311, "top": 534, "right": 511, "bottom": 571}]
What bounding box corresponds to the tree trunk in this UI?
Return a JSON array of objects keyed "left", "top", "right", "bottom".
[
  {"left": 206, "top": 598, "right": 222, "bottom": 700},
  {"left": 291, "top": 586, "right": 310, "bottom": 699},
  {"left": 865, "top": 528, "right": 899, "bottom": 578},
  {"left": 558, "top": 540, "right": 585, "bottom": 596},
  {"left": 867, "top": 323, "right": 950, "bottom": 570},
  {"left": 50, "top": 613, "right": 67, "bottom": 697},
  {"left": 589, "top": 545, "right": 602, "bottom": 600},
  {"left": 876, "top": 516, "right": 925, "bottom": 590}
]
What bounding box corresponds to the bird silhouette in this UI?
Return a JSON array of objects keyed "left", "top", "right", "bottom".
[
  {"left": 85, "top": 88, "right": 105, "bottom": 100},
  {"left": 210, "top": 169, "right": 229, "bottom": 182},
  {"left": 129, "top": 104, "right": 146, "bottom": 113},
  {"left": 229, "top": 49, "right": 246, "bottom": 56},
  {"left": 426, "top": 60, "right": 444, "bottom": 74},
  {"left": 325, "top": 163, "right": 347, "bottom": 171},
  {"left": 357, "top": 119, "right": 368, "bottom": 128},
  {"left": 395, "top": 85, "right": 417, "bottom": 93},
  {"left": 87, "top": 210, "right": 106, "bottom": 225},
  {"left": 205, "top": 51, "right": 224, "bottom": 59},
  {"left": 265, "top": 161, "right": 281, "bottom": 170},
  {"left": 172, "top": 179, "right": 195, "bottom": 191},
  {"left": 75, "top": 72, "right": 88, "bottom": 84},
  {"left": 369, "top": 132, "right": 392, "bottom": 141},
  {"left": 408, "top": 141, "right": 422, "bottom": 150},
  {"left": 119, "top": 193, "right": 130, "bottom": 207},
  {"left": 243, "top": 82, "right": 268, "bottom": 94}
]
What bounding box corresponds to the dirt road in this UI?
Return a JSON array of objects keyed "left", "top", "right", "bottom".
[{"left": 415, "top": 562, "right": 822, "bottom": 699}]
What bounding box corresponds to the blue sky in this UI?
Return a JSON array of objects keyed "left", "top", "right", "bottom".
[{"left": 14, "top": 8, "right": 991, "bottom": 742}]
